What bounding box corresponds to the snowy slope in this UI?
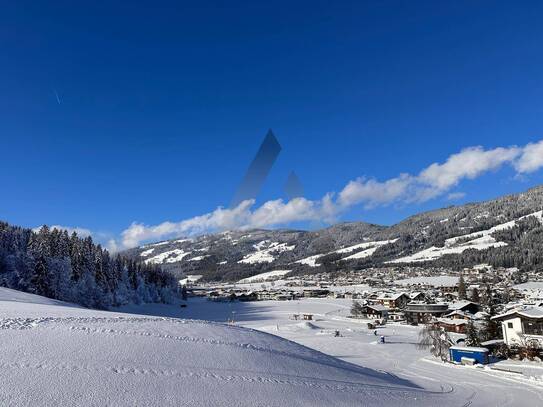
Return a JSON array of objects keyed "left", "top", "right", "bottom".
[
  {"left": 237, "top": 269, "right": 291, "bottom": 283},
  {"left": 0, "top": 288, "right": 454, "bottom": 406},
  {"left": 389, "top": 210, "right": 543, "bottom": 263},
  {"left": 124, "top": 186, "right": 543, "bottom": 281},
  {"left": 295, "top": 239, "right": 397, "bottom": 266},
  {"left": 238, "top": 241, "right": 295, "bottom": 264}
]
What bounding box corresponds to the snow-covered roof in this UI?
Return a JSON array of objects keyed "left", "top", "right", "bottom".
[
  {"left": 367, "top": 304, "right": 389, "bottom": 312},
  {"left": 448, "top": 301, "right": 477, "bottom": 310},
  {"left": 491, "top": 306, "right": 543, "bottom": 321},
  {"left": 377, "top": 292, "right": 407, "bottom": 301},
  {"left": 437, "top": 318, "right": 468, "bottom": 326},
  {"left": 444, "top": 310, "right": 471, "bottom": 318}
]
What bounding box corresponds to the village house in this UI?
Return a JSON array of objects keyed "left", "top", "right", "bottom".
[
  {"left": 303, "top": 289, "right": 330, "bottom": 298},
  {"left": 256, "top": 290, "right": 275, "bottom": 301},
  {"left": 437, "top": 318, "right": 468, "bottom": 333},
  {"left": 409, "top": 292, "right": 426, "bottom": 302},
  {"left": 387, "top": 310, "right": 405, "bottom": 322},
  {"left": 443, "top": 309, "right": 473, "bottom": 320},
  {"left": 404, "top": 302, "right": 449, "bottom": 324},
  {"left": 491, "top": 307, "right": 543, "bottom": 349},
  {"left": 362, "top": 304, "right": 389, "bottom": 320},
  {"left": 447, "top": 301, "right": 480, "bottom": 315},
  {"left": 344, "top": 292, "right": 363, "bottom": 300},
  {"left": 274, "top": 291, "right": 296, "bottom": 301},
  {"left": 376, "top": 293, "right": 410, "bottom": 309}
]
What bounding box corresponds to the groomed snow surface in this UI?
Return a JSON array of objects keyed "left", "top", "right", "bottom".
[
  {"left": 0, "top": 287, "right": 456, "bottom": 407},
  {"left": 3, "top": 289, "right": 542, "bottom": 406}
]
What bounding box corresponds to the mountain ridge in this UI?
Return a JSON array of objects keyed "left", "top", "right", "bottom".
[{"left": 126, "top": 186, "right": 543, "bottom": 281}]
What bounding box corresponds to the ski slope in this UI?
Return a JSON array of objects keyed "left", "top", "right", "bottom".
[{"left": 0, "top": 288, "right": 455, "bottom": 406}]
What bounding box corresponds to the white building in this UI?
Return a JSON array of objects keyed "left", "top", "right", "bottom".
[{"left": 491, "top": 307, "right": 543, "bottom": 348}]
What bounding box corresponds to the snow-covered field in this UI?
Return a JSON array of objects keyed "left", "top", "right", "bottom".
[
  {"left": 0, "top": 287, "right": 459, "bottom": 407},
  {"left": 3, "top": 288, "right": 543, "bottom": 406},
  {"left": 144, "top": 248, "right": 191, "bottom": 264},
  {"left": 238, "top": 241, "right": 295, "bottom": 264},
  {"left": 124, "top": 297, "right": 543, "bottom": 407},
  {"left": 237, "top": 269, "right": 291, "bottom": 283}
]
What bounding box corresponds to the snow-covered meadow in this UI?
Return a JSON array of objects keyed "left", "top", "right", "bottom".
[
  {"left": 124, "top": 297, "right": 543, "bottom": 406},
  {"left": 0, "top": 288, "right": 453, "bottom": 406},
  {"left": 2, "top": 287, "right": 543, "bottom": 406}
]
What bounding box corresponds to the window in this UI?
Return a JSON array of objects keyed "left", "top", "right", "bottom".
[
  {"left": 507, "top": 322, "right": 513, "bottom": 329},
  {"left": 522, "top": 320, "right": 543, "bottom": 336}
]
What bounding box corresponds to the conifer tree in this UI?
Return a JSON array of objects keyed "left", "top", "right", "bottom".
[{"left": 458, "top": 274, "right": 467, "bottom": 300}]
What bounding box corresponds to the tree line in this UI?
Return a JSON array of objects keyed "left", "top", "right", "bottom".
[{"left": 0, "top": 222, "right": 177, "bottom": 308}]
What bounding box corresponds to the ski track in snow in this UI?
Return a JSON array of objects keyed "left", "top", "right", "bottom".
[
  {"left": 0, "top": 315, "right": 449, "bottom": 402},
  {"left": 0, "top": 358, "right": 441, "bottom": 398}
]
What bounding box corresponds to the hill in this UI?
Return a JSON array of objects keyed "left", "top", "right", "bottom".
[
  {"left": 126, "top": 186, "right": 543, "bottom": 281},
  {"left": 0, "top": 287, "right": 455, "bottom": 406}
]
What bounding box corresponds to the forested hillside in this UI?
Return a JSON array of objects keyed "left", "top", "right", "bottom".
[
  {"left": 0, "top": 223, "right": 176, "bottom": 308},
  {"left": 126, "top": 186, "right": 543, "bottom": 282}
]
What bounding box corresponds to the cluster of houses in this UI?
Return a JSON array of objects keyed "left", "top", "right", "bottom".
[
  {"left": 188, "top": 265, "right": 543, "bottom": 353},
  {"left": 352, "top": 292, "right": 484, "bottom": 333}
]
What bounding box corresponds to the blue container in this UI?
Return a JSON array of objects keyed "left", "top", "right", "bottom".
[{"left": 449, "top": 346, "right": 489, "bottom": 364}]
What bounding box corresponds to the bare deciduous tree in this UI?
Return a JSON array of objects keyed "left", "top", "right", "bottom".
[{"left": 417, "top": 323, "right": 453, "bottom": 361}]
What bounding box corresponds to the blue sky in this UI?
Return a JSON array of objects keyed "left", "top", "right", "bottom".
[{"left": 2, "top": 1, "right": 543, "bottom": 249}]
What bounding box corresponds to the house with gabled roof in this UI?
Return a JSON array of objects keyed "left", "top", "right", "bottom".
[
  {"left": 376, "top": 293, "right": 410, "bottom": 309},
  {"left": 491, "top": 307, "right": 543, "bottom": 349}
]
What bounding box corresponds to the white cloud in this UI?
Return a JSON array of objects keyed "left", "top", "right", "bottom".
[
  {"left": 107, "top": 139, "right": 543, "bottom": 249},
  {"left": 118, "top": 197, "right": 332, "bottom": 249},
  {"left": 416, "top": 146, "right": 520, "bottom": 198},
  {"left": 338, "top": 174, "right": 413, "bottom": 208},
  {"left": 515, "top": 140, "right": 543, "bottom": 173}
]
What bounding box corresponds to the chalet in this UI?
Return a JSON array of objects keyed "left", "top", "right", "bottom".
[
  {"left": 303, "top": 289, "right": 330, "bottom": 298},
  {"left": 376, "top": 293, "right": 410, "bottom": 309},
  {"left": 257, "top": 290, "right": 275, "bottom": 301},
  {"left": 491, "top": 307, "right": 543, "bottom": 349},
  {"left": 207, "top": 291, "right": 235, "bottom": 302},
  {"left": 447, "top": 301, "right": 480, "bottom": 315},
  {"left": 387, "top": 311, "right": 405, "bottom": 322},
  {"left": 362, "top": 304, "right": 389, "bottom": 320},
  {"left": 404, "top": 303, "right": 449, "bottom": 324},
  {"left": 443, "top": 310, "right": 472, "bottom": 320},
  {"left": 437, "top": 318, "right": 468, "bottom": 333},
  {"left": 409, "top": 292, "right": 426, "bottom": 302},
  {"left": 274, "top": 292, "right": 296, "bottom": 301}
]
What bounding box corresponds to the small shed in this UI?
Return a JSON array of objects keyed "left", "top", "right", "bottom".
[
  {"left": 449, "top": 346, "right": 489, "bottom": 364},
  {"left": 302, "top": 314, "right": 313, "bottom": 321}
]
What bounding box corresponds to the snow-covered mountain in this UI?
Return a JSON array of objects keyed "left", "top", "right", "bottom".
[
  {"left": 0, "top": 287, "right": 454, "bottom": 406},
  {"left": 126, "top": 185, "right": 543, "bottom": 281}
]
